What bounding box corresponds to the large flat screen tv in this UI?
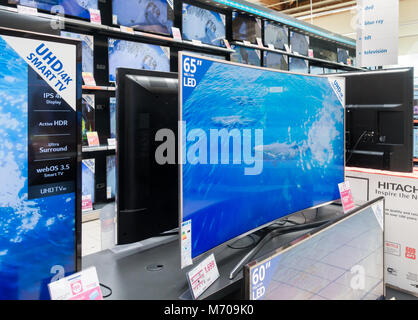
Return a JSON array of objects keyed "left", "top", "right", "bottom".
[
  {"left": 116, "top": 68, "right": 178, "bottom": 244},
  {"left": 344, "top": 68, "right": 414, "bottom": 172},
  {"left": 182, "top": 3, "right": 226, "bottom": 47},
  {"left": 14, "top": 0, "right": 98, "bottom": 19},
  {"left": 179, "top": 53, "right": 345, "bottom": 260},
  {"left": 290, "top": 31, "right": 309, "bottom": 56},
  {"left": 112, "top": 0, "right": 174, "bottom": 36},
  {"left": 264, "top": 21, "right": 288, "bottom": 50},
  {"left": 232, "top": 12, "right": 261, "bottom": 44},
  {"left": 108, "top": 38, "right": 170, "bottom": 82}
]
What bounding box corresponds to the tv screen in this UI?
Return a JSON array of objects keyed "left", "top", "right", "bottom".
[
  {"left": 264, "top": 21, "right": 288, "bottom": 50},
  {"left": 230, "top": 45, "right": 261, "bottom": 66},
  {"left": 116, "top": 68, "right": 178, "bottom": 245},
  {"left": 310, "top": 65, "right": 324, "bottom": 75},
  {"left": 344, "top": 68, "right": 414, "bottom": 172},
  {"left": 112, "top": 0, "right": 174, "bottom": 35},
  {"left": 82, "top": 159, "right": 95, "bottom": 212},
  {"left": 107, "top": 155, "right": 116, "bottom": 199},
  {"left": 290, "top": 31, "right": 309, "bottom": 56},
  {"left": 289, "top": 57, "right": 309, "bottom": 74},
  {"left": 61, "top": 31, "right": 94, "bottom": 75},
  {"left": 263, "top": 51, "right": 288, "bottom": 71},
  {"left": 414, "top": 127, "right": 418, "bottom": 158},
  {"left": 413, "top": 105, "right": 418, "bottom": 120},
  {"left": 179, "top": 53, "right": 345, "bottom": 259},
  {"left": 16, "top": 0, "right": 98, "bottom": 19},
  {"left": 82, "top": 94, "right": 95, "bottom": 146},
  {"left": 108, "top": 38, "right": 170, "bottom": 82},
  {"left": 338, "top": 48, "right": 349, "bottom": 64},
  {"left": 110, "top": 97, "right": 116, "bottom": 139},
  {"left": 232, "top": 12, "right": 261, "bottom": 44},
  {"left": 182, "top": 3, "right": 226, "bottom": 47}
]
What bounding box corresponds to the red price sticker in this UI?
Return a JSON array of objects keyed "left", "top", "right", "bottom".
[{"left": 187, "top": 254, "right": 219, "bottom": 299}]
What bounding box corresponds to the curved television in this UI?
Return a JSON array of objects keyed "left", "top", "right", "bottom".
[{"left": 179, "top": 53, "right": 345, "bottom": 260}]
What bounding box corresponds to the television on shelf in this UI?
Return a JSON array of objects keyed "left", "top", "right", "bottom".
[
  {"left": 263, "top": 51, "right": 288, "bottom": 71},
  {"left": 344, "top": 68, "right": 414, "bottom": 172},
  {"left": 414, "top": 127, "right": 418, "bottom": 159},
  {"left": 116, "top": 68, "right": 178, "bottom": 245},
  {"left": 310, "top": 65, "right": 324, "bottom": 75},
  {"left": 106, "top": 155, "right": 116, "bottom": 200},
  {"left": 290, "top": 31, "right": 309, "bottom": 56},
  {"left": 82, "top": 158, "right": 95, "bottom": 212},
  {"left": 109, "top": 97, "right": 116, "bottom": 139},
  {"left": 338, "top": 48, "right": 349, "bottom": 64},
  {"left": 13, "top": 0, "right": 98, "bottom": 19},
  {"left": 289, "top": 57, "right": 309, "bottom": 74},
  {"left": 309, "top": 37, "right": 337, "bottom": 62},
  {"left": 182, "top": 3, "right": 226, "bottom": 47},
  {"left": 232, "top": 12, "right": 261, "bottom": 44},
  {"left": 179, "top": 52, "right": 345, "bottom": 262},
  {"left": 81, "top": 94, "right": 95, "bottom": 146},
  {"left": 264, "top": 21, "right": 288, "bottom": 50},
  {"left": 112, "top": 0, "right": 174, "bottom": 36},
  {"left": 230, "top": 45, "right": 261, "bottom": 66},
  {"left": 108, "top": 38, "right": 170, "bottom": 82}
]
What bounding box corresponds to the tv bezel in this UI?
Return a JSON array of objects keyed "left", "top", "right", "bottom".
[{"left": 178, "top": 51, "right": 346, "bottom": 263}]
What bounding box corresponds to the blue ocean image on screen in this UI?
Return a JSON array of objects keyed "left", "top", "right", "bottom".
[
  {"left": 19, "top": 0, "right": 98, "bottom": 19},
  {"left": 60, "top": 31, "right": 94, "bottom": 74},
  {"left": 0, "top": 36, "right": 75, "bottom": 299},
  {"left": 113, "top": 0, "right": 173, "bottom": 35},
  {"left": 182, "top": 4, "right": 226, "bottom": 47},
  {"left": 108, "top": 39, "right": 170, "bottom": 82},
  {"left": 181, "top": 55, "right": 344, "bottom": 258}
]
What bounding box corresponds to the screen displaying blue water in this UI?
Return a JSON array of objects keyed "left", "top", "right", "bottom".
[
  {"left": 180, "top": 54, "right": 345, "bottom": 258},
  {"left": 0, "top": 35, "right": 76, "bottom": 299},
  {"left": 231, "top": 45, "right": 260, "bottom": 66},
  {"left": 18, "top": 0, "right": 97, "bottom": 19},
  {"left": 113, "top": 0, "right": 174, "bottom": 35},
  {"left": 182, "top": 3, "right": 225, "bottom": 47},
  {"left": 108, "top": 38, "right": 170, "bottom": 82}
]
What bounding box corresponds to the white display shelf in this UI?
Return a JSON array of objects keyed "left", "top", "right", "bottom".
[{"left": 82, "top": 145, "right": 115, "bottom": 153}]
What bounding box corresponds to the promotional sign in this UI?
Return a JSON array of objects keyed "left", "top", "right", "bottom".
[
  {"left": 338, "top": 181, "right": 355, "bottom": 213},
  {"left": 48, "top": 267, "right": 103, "bottom": 300},
  {"left": 0, "top": 29, "right": 80, "bottom": 299},
  {"left": 346, "top": 168, "right": 418, "bottom": 295},
  {"left": 187, "top": 254, "right": 220, "bottom": 300},
  {"left": 357, "top": 0, "right": 399, "bottom": 67}
]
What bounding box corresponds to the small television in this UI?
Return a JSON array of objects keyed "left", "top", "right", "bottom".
[
  {"left": 290, "top": 31, "right": 309, "bottom": 56},
  {"left": 179, "top": 53, "right": 345, "bottom": 260},
  {"left": 232, "top": 12, "right": 261, "bottom": 44},
  {"left": 14, "top": 0, "right": 98, "bottom": 19},
  {"left": 109, "top": 97, "right": 117, "bottom": 139},
  {"left": 338, "top": 48, "right": 349, "bottom": 64},
  {"left": 82, "top": 159, "right": 95, "bottom": 212},
  {"left": 61, "top": 31, "right": 94, "bottom": 75},
  {"left": 264, "top": 51, "right": 288, "bottom": 71},
  {"left": 289, "top": 57, "right": 309, "bottom": 74},
  {"left": 182, "top": 3, "right": 226, "bottom": 47},
  {"left": 106, "top": 155, "right": 116, "bottom": 199},
  {"left": 344, "top": 68, "right": 414, "bottom": 172},
  {"left": 116, "top": 68, "right": 178, "bottom": 245},
  {"left": 82, "top": 94, "right": 95, "bottom": 146},
  {"left": 230, "top": 45, "right": 261, "bottom": 66},
  {"left": 112, "top": 0, "right": 174, "bottom": 36},
  {"left": 264, "top": 21, "right": 288, "bottom": 50},
  {"left": 108, "top": 38, "right": 170, "bottom": 82}
]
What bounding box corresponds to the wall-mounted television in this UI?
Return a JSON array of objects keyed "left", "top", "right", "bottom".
[
  {"left": 112, "top": 0, "right": 174, "bottom": 36},
  {"left": 61, "top": 31, "right": 94, "bottom": 75},
  {"left": 182, "top": 3, "right": 226, "bottom": 47},
  {"left": 264, "top": 21, "right": 288, "bottom": 50},
  {"left": 290, "top": 31, "right": 309, "bottom": 56},
  {"left": 109, "top": 97, "right": 116, "bottom": 139},
  {"left": 108, "top": 38, "right": 170, "bottom": 82},
  {"left": 230, "top": 45, "right": 261, "bottom": 66},
  {"left": 289, "top": 57, "right": 309, "bottom": 74},
  {"left": 232, "top": 12, "right": 261, "bottom": 44},
  {"left": 179, "top": 53, "right": 345, "bottom": 260},
  {"left": 264, "top": 51, "right": 288, "bottom": 71},
  {"left": 15, "top": 0, "right": 98, "bottom": 19}
]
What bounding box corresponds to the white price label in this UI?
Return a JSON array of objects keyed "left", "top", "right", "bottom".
[
  {"left": 17, "top": 5, "right": 38, "bottom": 16},
  {"left": 187, "top": 254, "right": 219, "bottom": 300},
  {"left": 181, "top": 220, "right": 193, "bottom": 269}
]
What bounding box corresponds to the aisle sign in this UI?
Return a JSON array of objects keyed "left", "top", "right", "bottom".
[
  {"left": 187, "top": 254, "right": 219, "bottom": 299},
  {"left": 357, "top": 0, "right": 399, "bottom": 67}
]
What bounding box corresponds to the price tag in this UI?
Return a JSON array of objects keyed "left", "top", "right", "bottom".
[
  {"left": 243, "top": 40, "right": 251, "bottom": 46},
  {"left": 120, "top": 26, "right": 134, "bottom": 34},
  {"left": 107, "top": 138, "right": 116, "bottom": 148},
  {"left": 171, "top": 27, "right": 182, "bottom": 41},
  {"left": 48, "top": 267, "right": 103, "bottom": 300},
  {"left": 181, "top": 220, "right": 193, "bottom": 269},
  {"left": 187, "top": 254, "right": 219, "bottom": 300},
  {"left": 17, "top": 5, "right": 38, "bottom": 16},
  {"left": 192, "top": 39, "right": 203, "bottom": 46},
  {"left": 82, "top": 194, "right": 93, "bottom": 212},
  {"left": 112, "top": 14, "right": 118, "bottom": 25},
  {"left": 308, "top": 49, "right": 314, "bottom": 58},
  {"left": 223, "top": 39, "right": 231, "bottom": 50},
  {"left": 82, "top": 72, "right": 96, "bottom": 86},
  {"left": 89, "top": 8, "right": 102, "bottom": 25},
  {"left": 267, "top": 44, "right": 275, "bottom": 50},
  {"left": 87, "top": 131, "right": 100, "bottom": 147},
  {"left": 338, "top": 181, "right": 355, "bottom": 213},
  {"left": 256, "top": 37, "right": 264, "bottom": 48}
]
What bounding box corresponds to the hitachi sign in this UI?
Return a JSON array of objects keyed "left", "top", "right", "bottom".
[{"left": 378, "top": 181, "right": 418, "bottom": 193}]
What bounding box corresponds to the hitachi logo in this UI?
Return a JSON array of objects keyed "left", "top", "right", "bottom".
[{"left": 378, "top": 182, "right": 418, "bottom": 193}]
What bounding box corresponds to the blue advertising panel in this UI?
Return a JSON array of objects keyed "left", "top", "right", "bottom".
[
  {"left": 17, "top": 0, "right": 97, "bottom": 19},
  {"left": 182, "top": 3, "right": 226, "bottom": 47},
  {"left": 180, "top": 53, "right": 345, "bottom": 259},
  {"left": 112, "top": 0, "right": 174, "bottom": 35},
  {"left": 0, "top": 30, "right": 80, "bottom": 299},
  {"left": 108, "top": 38, "right": 170, "bottom": 82}
]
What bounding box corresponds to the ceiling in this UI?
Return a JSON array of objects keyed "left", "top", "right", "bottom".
[{"left": 246, "top": 0, "right": 356, "bottom": 18}]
